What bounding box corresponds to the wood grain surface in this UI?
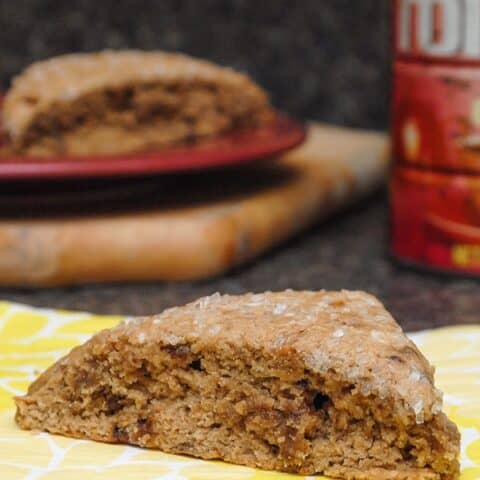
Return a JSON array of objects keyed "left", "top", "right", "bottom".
[{"left": 0, "top": 124, "right": 388, "bottom": 287}]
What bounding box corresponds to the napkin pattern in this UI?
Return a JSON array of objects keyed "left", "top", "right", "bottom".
[{"left": 0, "top": 301, "right": 479, "bottom": 479}]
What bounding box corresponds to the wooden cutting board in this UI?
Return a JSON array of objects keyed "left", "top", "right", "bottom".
[{"left": 0, "top": 124, "right": 388, "bottom": 287}]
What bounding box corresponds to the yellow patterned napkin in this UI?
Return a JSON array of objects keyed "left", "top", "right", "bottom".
[{"left": 0, "top": 300, "right": 479, "bottom": 479}]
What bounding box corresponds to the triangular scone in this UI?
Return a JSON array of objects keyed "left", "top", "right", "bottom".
[
  {"left": 3, "top": 50, "right": 273, "bottom": 156},
  {"left": 15, "top": 291, "right": 460, "bottom": 479}
]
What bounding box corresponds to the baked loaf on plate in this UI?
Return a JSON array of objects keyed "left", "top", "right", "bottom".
[
  {"left": 15, "top": 291, "right": 460, "bottom": 479},
  {"left": 2, "top": 50, "right": 273, "bottom": 157}
]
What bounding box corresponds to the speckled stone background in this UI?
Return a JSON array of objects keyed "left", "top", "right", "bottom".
[
  {"left": 0, "top": 0, "right": 479, "bottom": 330},
  {"left": 0, "top": 0, "right": 391, "bottom": 129},
  {"left": 2, "top": 192, "right": 480, "bottom": 331}
]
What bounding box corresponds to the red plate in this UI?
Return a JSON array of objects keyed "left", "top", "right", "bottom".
[{"left": 0, "top": 114, "right": 305, "bottom": 180}]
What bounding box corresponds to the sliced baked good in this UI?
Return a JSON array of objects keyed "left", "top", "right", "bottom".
[
  {"left": 2, "top": 50, "right": 273, "bottom": 157},
  {"left": 15, "top": 291, "right": 460, "bottom": 479}
]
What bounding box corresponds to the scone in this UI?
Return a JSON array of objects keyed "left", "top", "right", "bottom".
[
  {"left": 15, "top": 291, "right": 460, "bottom": 479},
  {"left": 2, "top": 50, "right": 273, "bottom": 157}
]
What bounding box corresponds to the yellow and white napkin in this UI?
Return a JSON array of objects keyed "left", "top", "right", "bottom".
[{"left": 0, "top": 301, "right": 479, "bottom": 479}]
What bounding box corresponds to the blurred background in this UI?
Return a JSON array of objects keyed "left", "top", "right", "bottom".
[
  {"left": 1, "top": 0, "right": 479, "bottom": 331},
  {"left": 0, "top": 0, "right": 390, "bottom": 129}
]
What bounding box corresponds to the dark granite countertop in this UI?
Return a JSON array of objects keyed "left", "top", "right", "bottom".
[
  {"left": 0, "top": 1, "right": 476, "bottom": 360},
  {"left": 0, "top": 0, "right": 391, "bottom": 130},
  {"left": 1, "top": 191, "right": 479, "bottom": 332}
]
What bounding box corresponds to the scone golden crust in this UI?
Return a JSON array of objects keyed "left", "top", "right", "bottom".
[
  {"left": 3, "top": 50, "right": 273, "bottom": 157},
  {"left": 15, "top": 291, "right": 460, "bottom": 479}
]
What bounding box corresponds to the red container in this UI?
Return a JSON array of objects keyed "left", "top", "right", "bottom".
[{"left": 391, "top": 0, "right": 480, "bottom": 274}]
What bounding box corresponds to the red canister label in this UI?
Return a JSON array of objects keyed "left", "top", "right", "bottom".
[
  {"left": 391, "top": 0, "right": 480, "bottom": 273},
  {"left": 391, "top": 166, "right": 480, "bottom": 273},
  {"left": 394, "top": 0, "right": 480, "bottom": 63},
  {"left": 393, "top": 62, "right": 480, "bottom": 173}
]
